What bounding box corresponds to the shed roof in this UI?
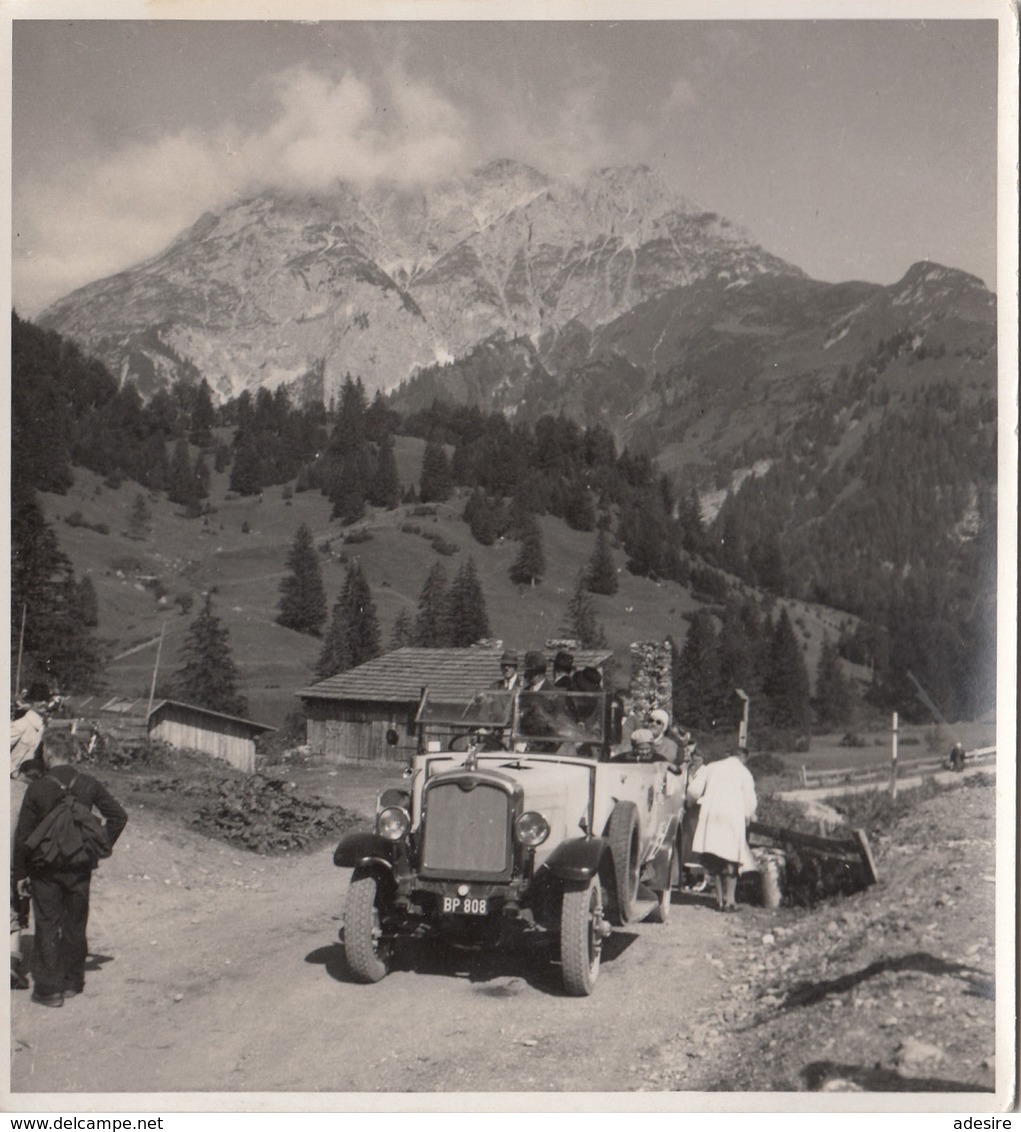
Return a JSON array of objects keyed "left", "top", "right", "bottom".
[
  {"left": 83, "top": 695, "right": 275, "bottom": 733},
  {"left": 298, "top": 646, "right": 614, "bottom": 705}
]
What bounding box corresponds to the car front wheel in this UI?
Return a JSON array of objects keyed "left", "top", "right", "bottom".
[
  {"left": 343, "top": 869, "right": 393, "bottom": 983},
  {"left": 560, "top": 875, "right": 604, "bottom": 996},
  {"left": 606, "top": 801, "right": 640, "bottom": 925}
]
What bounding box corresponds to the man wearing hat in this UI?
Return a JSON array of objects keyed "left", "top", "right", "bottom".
[
  {"left": 552, "top": 651, "right": 575, "bottom": 689},
  {"left": 649, "top": 708, "right": 680, "bottom": 767},
  {"left": 491, "top": 650, "right": 520, "bottom": 691},
  {"left": 517, "top": 652, "right": 555, "bottom": 751},
  {"left": 522, "top": 651, "right": 549, "bottom": 692},
  {"left": 612, "top": 728, "right": 656, "bottom": 762}
]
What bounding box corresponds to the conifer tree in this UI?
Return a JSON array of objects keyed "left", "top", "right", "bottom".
[
  {"left": 128, "top": 493, "right": 152, "bottom": 540},
  {"left": 763, "top": 607, "right": 811, "bottom": 732},
  {"left": 446, "top": 557, "right": 491, "bottom": 647},
  {"left": 76, "top": 575, "right": 99, "bottom": 628},
  {"left": 413, "top": 562, "right": 451, "bottom": 647},
  {"left": 277, "top": 523, "right": 328, "bottom": 636},
  {"left": 463, "top": 490, "right": 497, "bottom": 546},
  {"left": 420, "top": 440, "right": 453, "bottom": 503},
  {"left": 673, "top": 610, "right": 720, "bottom": 731},
  {"left": 190, "top": 379, "right": 217, "bottom": 445},
  {"left": 230, "top": 430, "right": 263, "bottom": 496},
  {"left": 390, "top": 608, "right": 414, "bottom": 650},
  {"left": 586, "top": 528, "right": 618, "bottom": 595},
  {"left": 316, "top": 561, "right": 381, "bottom": 679},
  {"left": 510, "top": 514, "right": 545, "bottom": 586},
  {"left": 172, "top": 594, "right": 248, "bottom": 716},
  {"left": 193, "top": 453, "right": 210, "bottom": 501},
  {"left": 367, "top": 432, "right": 401, "bottom": 510},
  {"left": 560, "top": 571, "right": 607, "bottom": 649},
  {"left": 10, "top": 488, "right": 101, "bottom": 693},
  {"left": 168, "top": 439, "right": 199, "bottom": 508},
  {"left": 814, "top": 635, "right": 853, "bottom": 727}
]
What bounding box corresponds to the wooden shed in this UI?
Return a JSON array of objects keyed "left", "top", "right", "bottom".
[
  {"left": 147, "top": 700, "right": 275, "bottom": 774},
  {"left": 297, "top": 646, "right": 613, "bottom": 765},
  {"left": 69, "top": 695, "right": 275, "bottom": 774}
]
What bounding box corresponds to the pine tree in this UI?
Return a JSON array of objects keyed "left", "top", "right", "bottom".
[
  {"left": 172, "top": 594, "right": 248, "bottom": 716},
  {"left": 367, "top": 432, "right": 401, "bottom": 509},
  {"left": 316, "top": 561, "right": 381, "bottom": 679},
  {"left": 413, "top": 562, "right": 450, "bottom": 647},
  {"left": 586, "top": 528, "right": 618, "bottom": 595},
  {"left": 561, "top": 571, "right": 607, "bottom": 648},
  {"left": 763, "top": 607, "right": 811, "bottom": 732},
  {"left": 446, "top": 557, "right": 491, "bottom": 646},
  {"left": 230, "top": 430, "right": 263, "bottom": 496},
  {"left": 168, "top": 439, "right": 199, "bottom": 508},
  {"left": 277, "top": 523, "right": 328, "bottom": 636},
  {"left": 814, "top": 635, "right": 853, "bottom": 728},
  {"left": 76, "top": 575, "right": 99, "bottom": 628},
  {"left": 189, "top": 379, "right": 217, "bottom": 445},
  {"left": 674, "top": 610, "right": 720, "bottom": 731},
  {"left": 390, "top": 608, "right": 414, "bottom": 650},
  {"left": 193, "top": 454, "right": 210, "bottom": 501},
  {"left": 420, "top": 440, "right": 453, "bottom": 503},
  {"left": 510, "top": 514, "right": 545, "bottom": 586},
  {"left": 128, "top": 493, "right": 152, "bottom": 540},
  {"left": 10, "top": 488, "right": 101, "bottom": 693}
]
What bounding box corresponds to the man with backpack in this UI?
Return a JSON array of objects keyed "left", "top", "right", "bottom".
[{"left": 12, "top": 730, "right": 127, "bottom": 1007}]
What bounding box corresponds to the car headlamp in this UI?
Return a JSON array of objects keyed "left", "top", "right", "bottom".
[
  {"left": 514, "top": 811, "right": 551, "bottom": 847},
  {"left": 377, "top": 806, "right": 410, "bottom": 841}
]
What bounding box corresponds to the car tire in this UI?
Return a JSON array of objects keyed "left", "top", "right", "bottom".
[
  {"left": 560, "top": 875, "right": 603, "bottom": 996},
  {"left": 605, "top": 801, "right": 640, "bottom": 926},
  {"left": 343, "top": 870, "right": 392, "bottom": 984}
]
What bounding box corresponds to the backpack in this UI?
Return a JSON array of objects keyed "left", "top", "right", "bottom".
[{"left": 23, "top": 773, "right": 113, "bottom": 871}]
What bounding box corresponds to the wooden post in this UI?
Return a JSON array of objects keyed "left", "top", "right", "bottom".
[
  {"left": 889, "top": 711, "right": 899, "bottom": 798},
  {"left": 146, "top": 621, "right": 166, "bottom": 742},
  {"left": 14, "top": 603, "right": 27, "bottom": 700}
]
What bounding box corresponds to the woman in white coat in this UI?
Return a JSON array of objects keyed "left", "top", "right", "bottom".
[{"left": 686, "top": 746, "right": 757, "bottom": 911}]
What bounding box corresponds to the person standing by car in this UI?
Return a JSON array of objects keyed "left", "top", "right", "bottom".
[
  {"left": 686, "top": 746, "right": 757, "bottom": 912},
  {"left": 491, "top": 649, "right": 520, "bottom": 691},
  {"left": 13, "top": 730, "right": 128, "bottom": 1007}
]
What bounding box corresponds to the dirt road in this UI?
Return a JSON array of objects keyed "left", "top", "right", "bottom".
[{"left": 9, "top": 806, "right": 740, "bottom": 1098}]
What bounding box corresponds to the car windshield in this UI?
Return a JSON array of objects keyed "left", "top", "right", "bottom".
[
  {"left": 416, "top": 690, "right": 515, "bottom": 729},
  {"left": 514, "top": 689, "right": 605, "bottom": 746}
]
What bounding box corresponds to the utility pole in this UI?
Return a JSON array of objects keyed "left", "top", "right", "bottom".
[
  {"left": 736, "top": 688, "right": 750, "bottom": 750},
  {"left": 147, "top": 621, "right": 166, "bottom": 719}
]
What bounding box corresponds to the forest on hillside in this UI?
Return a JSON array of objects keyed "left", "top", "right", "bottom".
[{"left": 10, "top": 311, "right": 996, "bottom": 727}]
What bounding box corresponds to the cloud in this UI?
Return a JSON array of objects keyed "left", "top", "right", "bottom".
[{"left": 13, "top": 65, "right": 472, "bottom": 315}]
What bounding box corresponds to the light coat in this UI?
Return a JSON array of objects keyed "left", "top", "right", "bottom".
[{"left": 687, "top": 755, "right": 757, "bottom": 871}]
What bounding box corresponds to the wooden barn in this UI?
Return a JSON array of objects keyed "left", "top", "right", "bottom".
[
  {"left": 297, "top": 646, "right": 614, "bottom": 765},
  {"left": 68, "top": 695, "right": 275, "bottom": 774}
]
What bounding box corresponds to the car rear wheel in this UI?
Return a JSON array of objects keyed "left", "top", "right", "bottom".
[
  {"left": 560, "top": 875, "right": 603, "bottom": 996},
  {"left": 606, "top": 801, "right": 640, "bottom": 925},
  {"left": 343, "top": 870, "right": 393, "bottom": 983}
]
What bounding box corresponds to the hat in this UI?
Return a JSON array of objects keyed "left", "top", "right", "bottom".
[
  {"left": 649, "top": 708, "right": 670, "bottom": 728},
  {"left": 631, "top": 728, "right": 654, "bottom": 745},
  {"left": 571, "top": 666, "right": 603, "bottom": 693},
  {"left": 553, "top": 650, "right": 574, "bottom": 672},
  {"left": 499, "top": 649, "right": 519, "bottom": 667},
  {"left": 523, "top": 650, "right": 547, "bottom": 673}
]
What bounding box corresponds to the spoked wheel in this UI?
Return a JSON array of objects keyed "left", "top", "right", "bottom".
[
  {"left": 606, "top": 801, "right": 640, "bottom": 925},
  {"left": 343, "top": 870, "right": 393, "bottom": 983},
  {"left": 560, "top": 875, "right": 605, "bottom": 996}
]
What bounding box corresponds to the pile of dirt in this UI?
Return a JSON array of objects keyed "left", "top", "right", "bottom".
[
  {"left": 99, "top": 747, "right": 363, "bottom": 855},
  {"left": 653, "top": 774, "right": 998, "bottom": 1093}
]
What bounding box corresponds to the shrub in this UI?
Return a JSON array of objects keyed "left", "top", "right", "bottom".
[{"left": 343, "top": 529, "right": 374, "bottom": 545}]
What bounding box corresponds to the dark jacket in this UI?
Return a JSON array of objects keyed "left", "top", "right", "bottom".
[{"left": 13, "top": 764, "right": 128, "bottom": 883}]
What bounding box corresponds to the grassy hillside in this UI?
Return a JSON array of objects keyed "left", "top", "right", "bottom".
[{"left": 41, "top": 453, "right": 859, "bottom": 729}]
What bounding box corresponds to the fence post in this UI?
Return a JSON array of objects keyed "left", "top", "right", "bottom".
[{"left": 889, "top": 711, "right": 899, "bottom": 798}]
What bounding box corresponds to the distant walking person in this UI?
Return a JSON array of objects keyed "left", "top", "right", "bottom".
[
  {"left": 949, "top": 741, "right": 966, "bottom": 773},
  {"left": 686, "top": 746, "right": 757, "bottom": 912},
  {"left": 13, "top": 731, "right": 127, "bottom": 1007}
]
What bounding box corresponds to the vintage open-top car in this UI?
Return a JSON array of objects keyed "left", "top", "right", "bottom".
[{"left": 334, "top": 682, "right": 685, "bottom": 995}]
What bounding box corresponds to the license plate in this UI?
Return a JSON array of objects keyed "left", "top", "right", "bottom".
[{"left": 441, "top": 895, "right": 488, "bottom": 915}]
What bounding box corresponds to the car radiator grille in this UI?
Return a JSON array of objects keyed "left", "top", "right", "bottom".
[{"left": 420, "top": 781, "right": 512, "bottom": 878}]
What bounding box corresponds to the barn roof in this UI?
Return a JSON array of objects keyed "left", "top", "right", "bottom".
[{"left": 298, "top": 646, "right": 614, "bottom": 705}]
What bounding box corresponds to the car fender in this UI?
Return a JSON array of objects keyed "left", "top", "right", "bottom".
[
  {"left": 544, "top": 836, "right": 608, "bottom": 882},
  {"left": 334, "top": 831, "right": 397, "bottom": 873}
]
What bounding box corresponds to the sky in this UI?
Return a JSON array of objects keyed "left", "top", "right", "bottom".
[{"left": 9, "top": 15, "right": 1004, "bottom": 318}]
